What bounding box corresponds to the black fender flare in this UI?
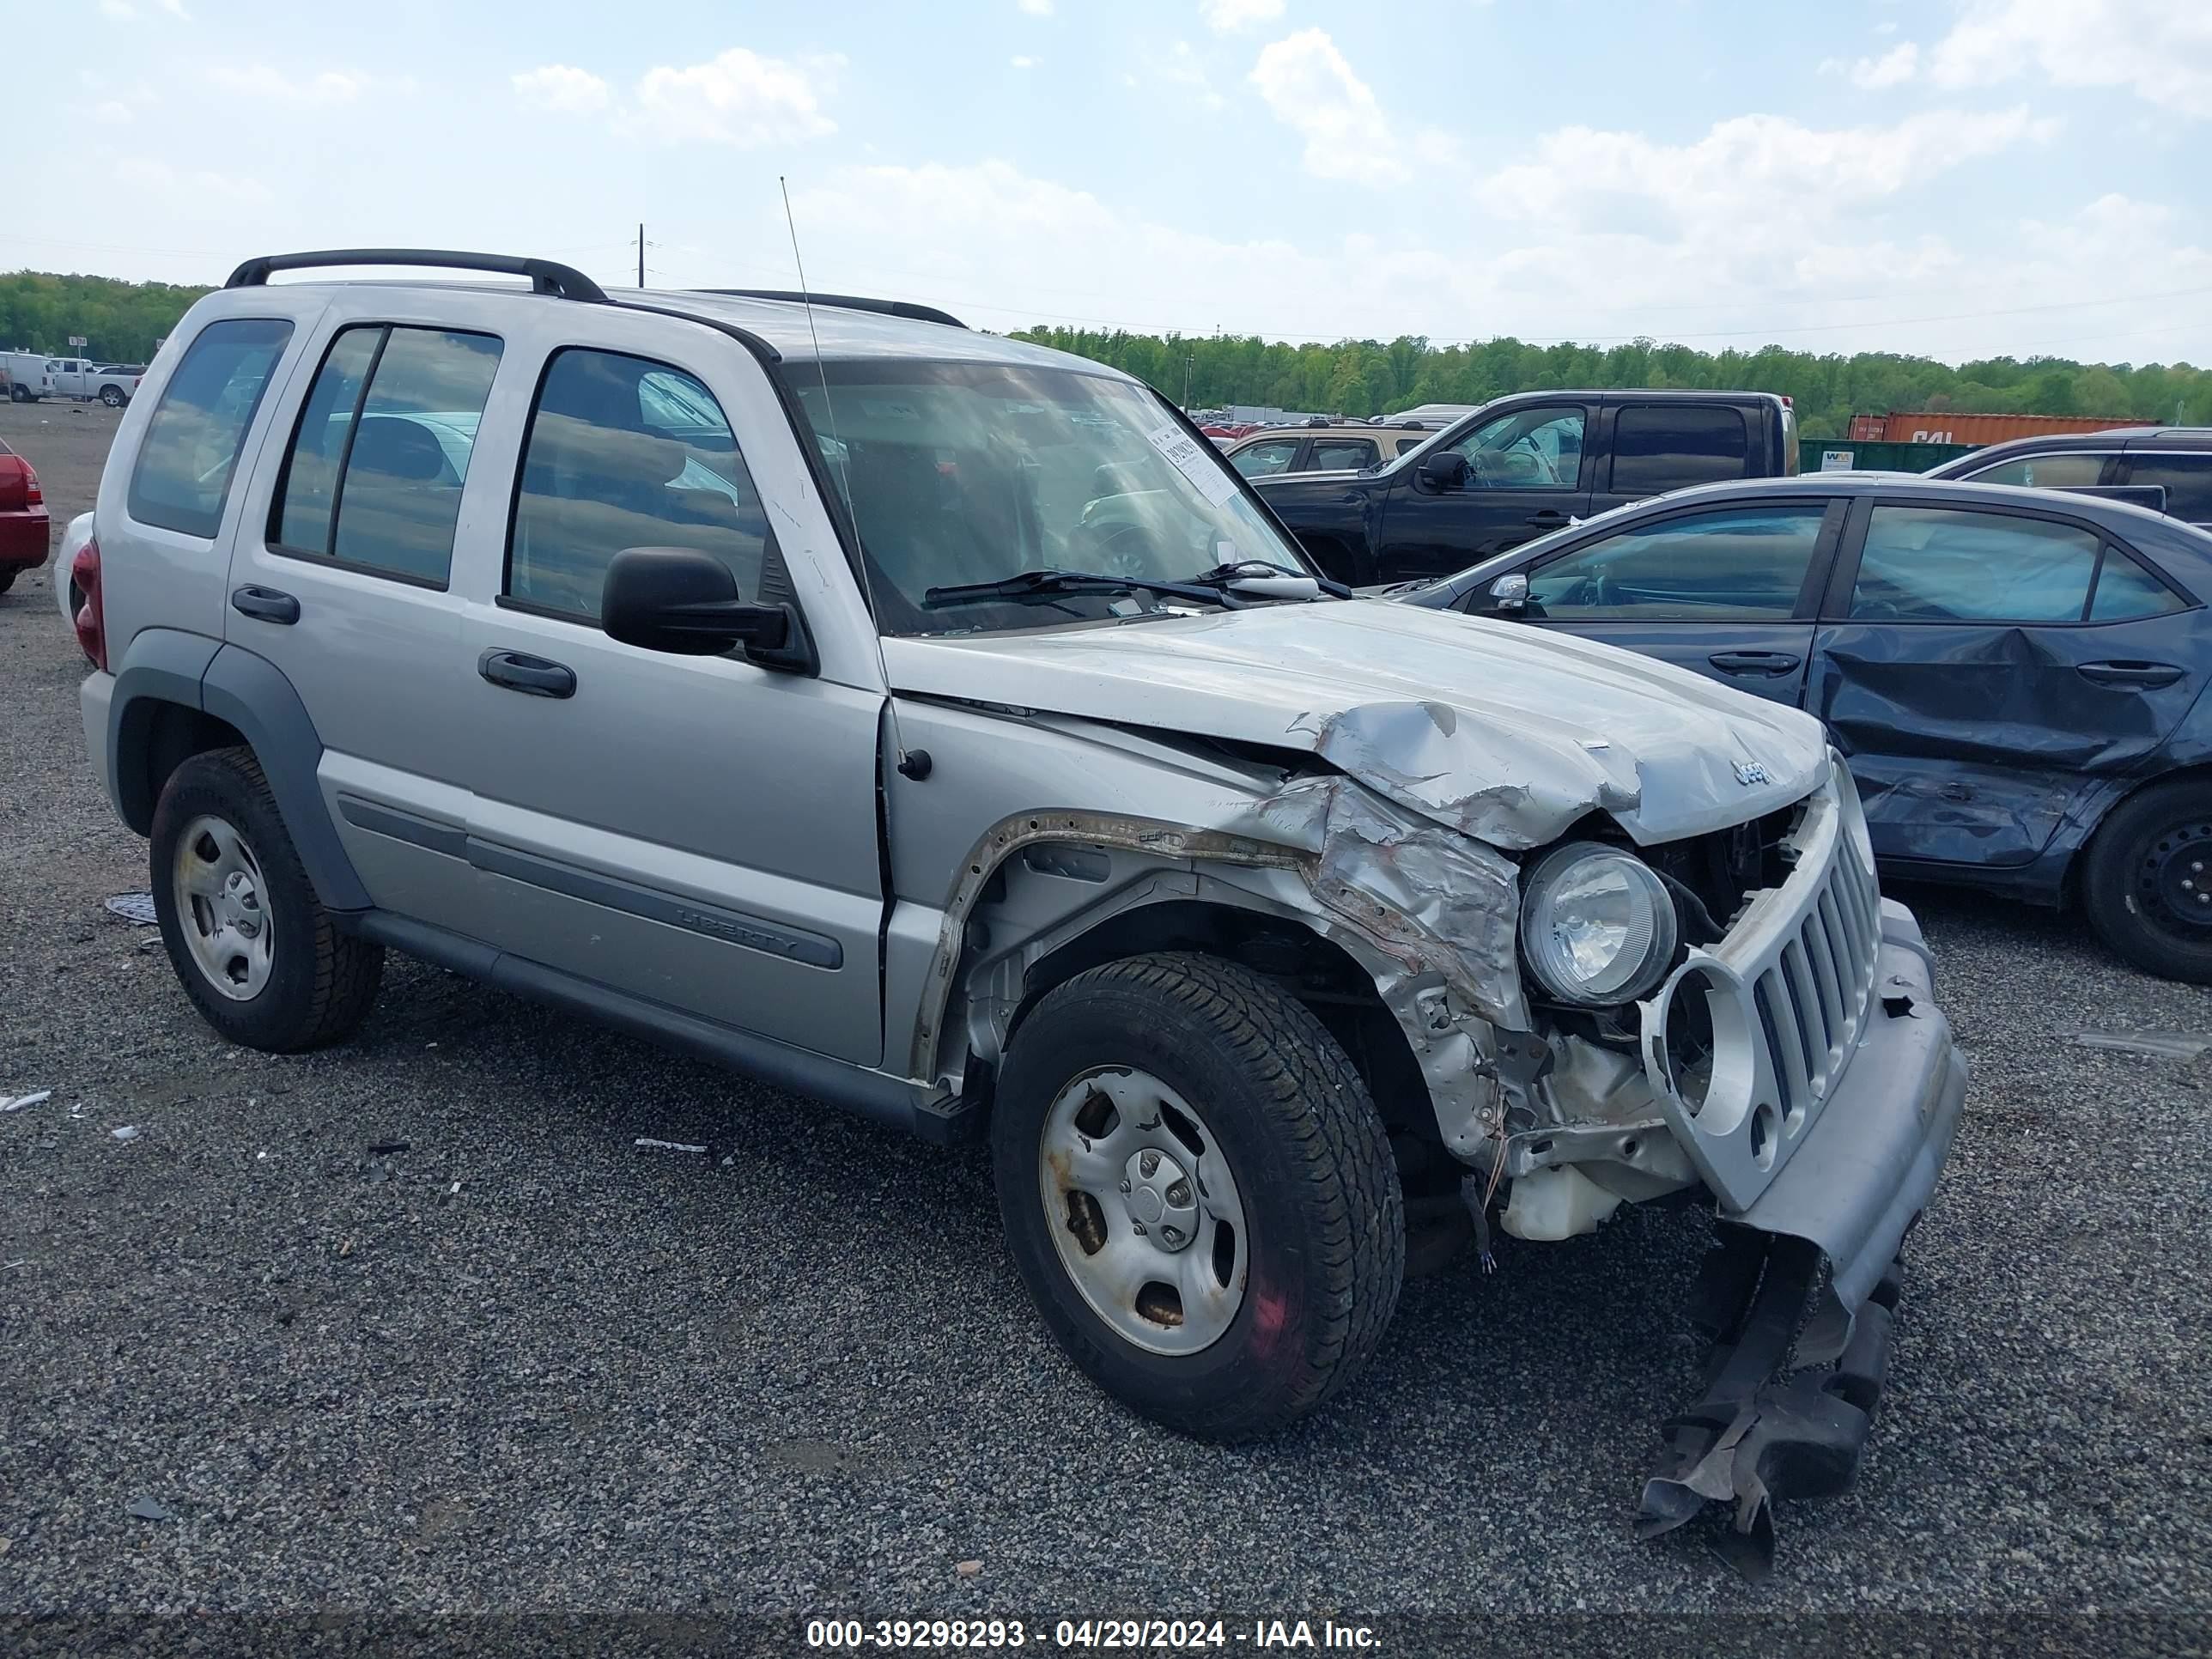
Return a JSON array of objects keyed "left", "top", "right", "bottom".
[{"left": 106, "top": 628, "right": 220, "bottom": 831}]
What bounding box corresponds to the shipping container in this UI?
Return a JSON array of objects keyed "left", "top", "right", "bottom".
[
  {"left": 1847, "top": 411, "right": 2143, "bottom": 446},
  {"left": 1808, "top": 439, "right": 1976, "bottom": 473}
]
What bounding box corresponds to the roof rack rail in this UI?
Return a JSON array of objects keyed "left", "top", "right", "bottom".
[
  {"left": 224, "top": 249, "right": 609, "bottom": 304},
  {"left": 697, "top": 289, "right": 966, "bottom": 330}
]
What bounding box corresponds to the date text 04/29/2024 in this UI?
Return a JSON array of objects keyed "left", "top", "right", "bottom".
[{"left": 805, "top": 1618, "right": 1382, "bottom": 1649}]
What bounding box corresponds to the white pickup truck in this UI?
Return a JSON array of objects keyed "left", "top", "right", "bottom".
[{"left": 46, "top": 359, "right": 144, "bottom": 405}]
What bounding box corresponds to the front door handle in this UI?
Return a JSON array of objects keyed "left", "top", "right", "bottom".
[
  {"left": 478, "top": 649, "right": 576, "bottom": 700},
  {"left": 1708, "top": 650, "right": 1802, "bottom": 677},
  {"left": 230, "top": 585, "right": 299, "bottom": 625},
  {"left": 2078, "top": 660, "right": 2184, "bottom": 690},
  {"left": 1525, "top": 509, "right": 1574, "bottom": 527}
]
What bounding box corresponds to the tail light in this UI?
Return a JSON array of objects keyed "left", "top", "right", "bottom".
[
  {"left": 22, "top": 461, "right": 40, "bottom": 507},
  {"left": 0, "top": 456, "right": 29, "bottom": 512},
  {"left": 72, "top": 538, "right": 106, "bottom": 672}
]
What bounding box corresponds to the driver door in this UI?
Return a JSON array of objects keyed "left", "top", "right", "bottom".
[{"left": 1376, "top": 402, "right": 1591, "bottom": 584}]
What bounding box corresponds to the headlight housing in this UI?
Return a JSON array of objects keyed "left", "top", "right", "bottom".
[{"left": 1518, "top": 841, "right": 1680, "bottom": 1006}]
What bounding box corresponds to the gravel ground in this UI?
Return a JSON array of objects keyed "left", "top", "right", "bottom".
[{"left": 1, "top": 400, "right": 2208, "bottom": 1640}]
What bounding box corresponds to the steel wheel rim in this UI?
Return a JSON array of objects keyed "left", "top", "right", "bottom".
[
  {"left": 2136, "top": 818, "right": 2212, "bottom": 933},
  {"left": 173, "top": 814, "right": 275, "bottom": 1001},
  {"left": 1036, "top": 1066, "right": 1249, "bottom": 1357}
]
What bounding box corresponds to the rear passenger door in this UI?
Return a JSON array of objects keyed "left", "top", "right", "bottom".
[
  {"left": 461, "top": 319, "right": 885, "bottom": 1066},
  {"left": 225, "top": 298, "right": 508, "bottom": 926},
  {"left": 1584, "top": 403, "right": 1753, "bottom": 519},
  {"left": 1808, "top": 499, "right": 2203, "bottom": 869},
  {"left": 2118, "top": 448, "right": 2212, "bottom": 529}
]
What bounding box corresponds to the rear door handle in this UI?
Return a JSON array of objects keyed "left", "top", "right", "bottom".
[
  {"left": 1708, "top": 650, "right": 1802, "bottom": 677},
  {"left": 230, "top": 585, "right": 299, "bottom": 625},
  {"left": 478, "top": 648, "right": 576, "bottom": 699},
  {"left": 2078, "top": 660, "right": 2184, "bottom": 689},
  {"left": 1525, "top": 509, "right": 1574, "bottom": 527}
]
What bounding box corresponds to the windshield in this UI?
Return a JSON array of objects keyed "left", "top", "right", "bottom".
[{"left": 787, "top": 360, "right": 1314, "bottom": 635}]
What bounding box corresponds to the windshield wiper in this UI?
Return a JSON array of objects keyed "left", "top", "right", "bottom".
[
  {"left": 1185, "top": 559, "right": 1353, "bottom": 600},
  {"left": 923, "top": 568, "right": 1238, "bottom": 611}
]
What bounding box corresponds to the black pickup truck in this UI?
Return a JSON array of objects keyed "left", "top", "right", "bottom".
[{"left": 1254, "top": 388, "right": 1800, "bottom": 586}]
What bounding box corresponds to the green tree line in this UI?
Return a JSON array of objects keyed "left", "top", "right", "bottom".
[
  {"left": 0, "top": 271, "right": 213, "bottom": 364},
  {"left": 1011, "top": 326, "right": 2212, "bottom": 440}
]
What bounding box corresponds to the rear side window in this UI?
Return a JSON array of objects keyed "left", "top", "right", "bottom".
[
  {"left": 126, "top": 318, "right": 294, "bottom": 538},
  {"left": 1310, "top": 438, "right": 1377, "bottom": 469},
  {"left": 1609, "top": 405, "right": 1749, "bottom": 494},
  {"left": 270, "top": 325, "right": 502, "bottom": 586},
  {"left": 1850, "top": 507, "right": 2100, "bottom": 623},
  {"left": 506, "top": 348, "right": 771, "bottom": 621},
  {"left": 2123, "top": 456, "right": 2212, "bottom": 523}
]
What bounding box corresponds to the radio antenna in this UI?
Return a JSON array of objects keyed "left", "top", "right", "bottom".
[{"left": 779, "top": 176, "right": 921, "bottom": 780}]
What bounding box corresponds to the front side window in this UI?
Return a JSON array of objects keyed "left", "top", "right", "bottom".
[
  {"left": 2122, "top": 455, "right": 2212, "bottom": 522},
  {"left": 1850, "top": 507, "right": 2100, "bottom": 623},
  {"left": 1967, "top": 452, "right": 2110, "bottom": 489},
  {"left": 1446, "top": 405, "right": 1585, "bottom": 489},
  {"left": 1231, "top": 438, "right": 1301, "bottom": 477},
  {"left": 1526, "top": 505, "right": 1827, "bottom": 621},
  {"left": 1609, "top": 405, "right": 1750, "bottom": 495},
  {"left": 507, "top": 349, "right": 771, "bottom": 621},
  {"left": 269, "top": 325, "right": 501, "bottom": 586},
  {"left": 126, "top": 317, "right": 293, "bottom": 538},
  {"left": 1310, "top": 438, "right": 1378, "bottom": 470},
  {"left": 787, "top": 360, "right": 1313, "bottom": 637}
]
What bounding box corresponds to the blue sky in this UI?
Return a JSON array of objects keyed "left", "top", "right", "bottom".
[{"left": 17, "top": 0, "right": 2212, "bottom": 363}]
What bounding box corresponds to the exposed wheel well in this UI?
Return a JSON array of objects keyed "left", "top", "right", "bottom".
[
  {"left": 1002, "top": 900, "right": 1436, "bottom": 1150},
  {"left": 117, "top": 699, "right": 248, "bottom": 836}
]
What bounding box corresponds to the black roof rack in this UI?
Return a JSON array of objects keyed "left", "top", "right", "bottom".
[
  {"left": 696, "top": 289, "right": 966, "bottom": 330},
  {"left": 224, "top": 249, "right": 609, "bottom": 304}
]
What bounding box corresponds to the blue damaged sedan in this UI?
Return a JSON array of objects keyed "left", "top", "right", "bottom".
[{"left": 1397, "top": 473, "right": 2212, "bottom": 981}]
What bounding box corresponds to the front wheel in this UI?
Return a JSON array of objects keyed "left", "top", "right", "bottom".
[
  {"left": 2083, "top": 779, "right": 2212, "bottom": 982},
  {"left": 992, "top": 952, "right": 1403, "bottom": 1440}
]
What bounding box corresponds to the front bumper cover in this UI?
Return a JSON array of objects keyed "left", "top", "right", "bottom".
[{"left": 1637, "top": 899, "right": 1968, "bottom": 1577}]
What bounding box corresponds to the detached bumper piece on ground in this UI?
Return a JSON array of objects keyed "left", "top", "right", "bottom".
[{"left": 1637, "top": 1228, "right": 1902, "bottom": 1580}]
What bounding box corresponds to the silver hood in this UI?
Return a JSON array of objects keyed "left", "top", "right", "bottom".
[{"left": 882, "top": 599, "right": 1829, "bottom": 849}]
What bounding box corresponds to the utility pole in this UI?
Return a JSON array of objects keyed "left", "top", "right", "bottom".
[
  {"left": 1182, "top": 349, "right": 1194, "bottom": 410},
  {"left": 637, "top": 222, "right": 645, "bottom": 289}
]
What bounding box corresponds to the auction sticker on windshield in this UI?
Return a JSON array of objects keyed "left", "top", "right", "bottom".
[{"left": 1146, "top": 422, "right": 1241, "bottom": 507}]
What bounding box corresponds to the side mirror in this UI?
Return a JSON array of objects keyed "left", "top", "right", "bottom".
[
  {"left": 1419, "top": 451, "right": 1469, "bottom": 491},
  {"left": 601, "top": 546, "right": 802, "bottom": 665},
  {"left": 1487, "top": 572, "right": 1528, "bottom": 614}
]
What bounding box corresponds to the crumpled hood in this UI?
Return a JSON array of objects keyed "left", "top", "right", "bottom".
[{"left": 883, "top": 599, "right": 1830, "bottom": 849}]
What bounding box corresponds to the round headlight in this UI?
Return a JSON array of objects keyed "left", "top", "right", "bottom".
[{"left": 1519, "top": 842, "right": 1680, "bottom": 1006}]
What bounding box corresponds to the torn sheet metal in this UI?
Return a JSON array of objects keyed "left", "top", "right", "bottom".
[{"left": 1638, "top": 1230, "right": 1902, "bottom": 1581}]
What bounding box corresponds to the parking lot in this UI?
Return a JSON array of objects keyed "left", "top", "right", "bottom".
[{"left": 2, "top": 399, "right": 2209, "bottom": 1626}]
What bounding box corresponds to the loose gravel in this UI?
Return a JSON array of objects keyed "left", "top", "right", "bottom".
[{"left": 1, "top": 402, "right": 2207, "bottom": 1637}]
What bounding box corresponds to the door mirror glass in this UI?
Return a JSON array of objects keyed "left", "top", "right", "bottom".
[
  {"left": 601, "top": 545, "right": 791, "bottom": 657},
  {"left": 1419, "top": 451, "right": 1469, "bottom": 491},
  {"left": 1487, "top": 572, "right": 1529, "bottom": 613}
]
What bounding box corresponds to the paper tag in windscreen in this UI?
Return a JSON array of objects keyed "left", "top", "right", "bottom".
[{"left": 1146, "top": 423, "right": 1240, "bottom": 507}]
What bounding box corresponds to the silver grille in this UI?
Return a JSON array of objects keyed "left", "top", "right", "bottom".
[{"left": 1639, "top": 758, "right": 1886, "bottom": 1212}]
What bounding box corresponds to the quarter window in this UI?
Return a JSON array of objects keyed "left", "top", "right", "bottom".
[
  {"left": 1231, "top": 438, "right": 1301, "bottom": 477},
  {"left": 1609, "top": 405, "right": 1750, "bottom": 494},
  {"left": 507, "top": 348, "right": 771, "bottom": 621},
  {"left": 2121, "top": 455, "right": 2212, "bottom": 523},
  {"left": 270, "top": 325, "right": 502, "bottom": 586},
  {"left": 2087, "top": 551, "right": 2186, "bottom": 622},
  {"left": 126, "top": 317, "right": 294, "bottom": 538},
  {"left": 1526, "top": 505, "right": 1826, "bottom": 621},
  {"left": 1967, "top": 453, "right": 2110, "bottom": 489},
  {"left": 1850, "top": 507, "right": 2100, "bottom": 623}
]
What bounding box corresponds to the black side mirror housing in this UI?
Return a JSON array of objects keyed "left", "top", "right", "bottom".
[
  {"left": 1419, "top": 451, "right": 1469, "bottom": 491},
  {"left": 600, "top": 546, "right": 811, "bottom": 672}
]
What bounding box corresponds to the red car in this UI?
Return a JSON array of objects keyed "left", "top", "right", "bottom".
[{"left": 0, "top": 438, "right": 50, "bottom": 592}]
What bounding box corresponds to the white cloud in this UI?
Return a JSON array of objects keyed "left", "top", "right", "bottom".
[
  {"left": 512, "top": 64, "right": 611, "bottom": 114},
  {"left": 1200, "top": 0, "right": 1285, "bottom": 32},
  {"left": 631, "top": 47, "right": 841, "bottom": 147},
  {"left": 1824, "top": 42, "right": 1919, "bottom": 89},
  {"left": 113, "top": 156, "right": 268, "bottom": 205},
  {"left": 1137, "top": 40, "right": 1224, "bottom": 110},
  {"left": 92, "top": 100, "right": 133, "bottom": 124},
  {"left": 204, "top": 64, "right": 376, "bottom": 106},
  {"left": 98, "top": 0, "right": 137, "bottom": 19},
  {"left": 1018, "top": 0, "right": 1053, "bottom": 13},
  {"left": 1011, "top": 55, "right": 1036, "bottom": 70},
  {"left": 1875, "top": 19, "right": 1899, "bottom": 33},
  {"left": 1928, "top": 0, "right": 2212, "bottom": 118},
  {"left": 1249, "top": 28, "right": 1401, "bottom": 183},
  {"left": 155, "top": 0, "right": 189, "bottom": 15}
]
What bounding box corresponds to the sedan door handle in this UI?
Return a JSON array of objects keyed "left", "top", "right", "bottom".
[
  {"left": 2078, "top": 660, "right": 2185, "bottom": 689},
  {"left": 1708, "top": 650, "right": 1802, "bottom": 677},
  {"left": 477, "top": 648, "right": 576, "bottom": 700},
  {"left": 230, "top": 585, "right": 300, "bottom": 625}
]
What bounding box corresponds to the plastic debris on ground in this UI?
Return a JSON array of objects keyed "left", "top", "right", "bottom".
[
  {"left": 1, "top": 1091, "right": 52, "bottom": 1114},
  {"left": 635, "top": 1137, "right": 708, "bottom": 1155},
  {"left": 367, "top": 1141, "right": 410, "bottom": 1156},
  {"left": 956, "top": 1560, "right": 983, "bottom": 1578},
  {"left": 104, "top": 893, "right": 159, "bottom": 925},
  {"left": 2057, "top": 1028, "right": 2212, "bottom": 1060},
  {"left": 125, "top": 1497, "right": 170, "bottom": 1522},
  {"left": 111, "top": 1125, "right": 141, "bottom": 1142}
]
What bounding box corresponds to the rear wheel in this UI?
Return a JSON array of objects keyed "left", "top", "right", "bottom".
[
  {"left": 151, "top": 748, "right": 384, "bottom": 1049},
  {"left": 100, "top": 385, "right": 124, "bottom": 407},
  {"left": 992, "top": 952, "right": 1403, "bottom": 1440},
  {"left": 2084, "top": 778, "right": 2212, "bottom": 982},
  {"left": 7, "top": 386, "right": 24, "bottom": 404}
]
